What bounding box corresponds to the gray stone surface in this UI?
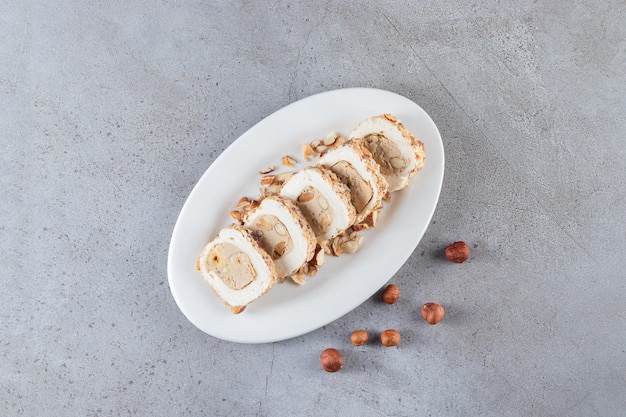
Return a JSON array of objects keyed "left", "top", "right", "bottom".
[{"left": 2, "top": 1, "right": 625, "bottom": 416}]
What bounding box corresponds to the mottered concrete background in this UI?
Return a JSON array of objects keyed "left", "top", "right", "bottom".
[{"left": 2, "top": 1, "right": 625, "bottom": 416}]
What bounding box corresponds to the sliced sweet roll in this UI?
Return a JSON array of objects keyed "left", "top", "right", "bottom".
[
  {"left": 280, "top": 166, "right": 356, "bottom": 241},
  {"left": 198, "top": 224, "right": 277, "bottom": 313},
  {"left": 350, "top": 113, "right": 426, "bottom": 192},
  {"left": 319, "top": 139, "right": 389, "bottom": 223},
  {"left": 243, "top": 195, "right": 317, "bottom": 278}
]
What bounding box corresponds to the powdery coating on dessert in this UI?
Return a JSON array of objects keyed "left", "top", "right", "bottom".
[
  {"left": 280, "top": 166, "right": 356, "bottom": 241},
  {"left": 350, "top": 113, "right": 425, "bottom": 192},
  {"left": 319, "top": 139, "right": 389, "bottom": 223},
  {"left": 199, "top": 224, "right": 277, "bottom": 310},
  {"left": 243, "top": 195, "right": 317, "bottom": 278}
]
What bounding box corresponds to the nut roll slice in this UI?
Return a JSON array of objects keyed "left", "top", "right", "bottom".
[
  {"left": 243, "top": 195, "right": 316, "bottom": 278},
  {"left": 319, "top": 139, "right": 388, "bottom": 223},
  {"left": 198, "top": 225, "right": 277, "bottom": 313},
  {"left": 350, "top": 113, "right": 425, "bottom": 192},
  {"left": 280, "top": 166, "right": 356, "bottom": 241}
]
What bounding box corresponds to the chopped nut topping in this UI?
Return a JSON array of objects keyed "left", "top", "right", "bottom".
[
  {"left": 229, "top": 210, "right": 243, "bottom": 224},
  {"left": 260, "top": 175, "right": 275, "bottom": 186},
  {"left": 259, "top": 166, "right": 276, "bottom": 175},
  {"left": 330, "top": 234, "right": 345, "bottom": 256},
  {"left": 249, "top": 199, "right": 260, "bottom": 210},
  {"left": 236, "top": 197, "right": 251, "bottom": 210},
  {"left": 303, "top": 143, "right": 316, "bottom": 161},
  {"left": 282, "top": 155, "right": 297, "bottom": 167},
  {"left": 309, "top": 244, "right": 325, "bottom": 267},
  {"left": 334, "top": 135, "right": 347, "bottom": 147},
  {"left": 290, "top": 274, "right": 306, "bottom": 285},
  {"left": 274, "top": 171, "right": 294, "bottom": 185},
  {"left": 383, "top": 114, "right": 398, "bottom": 123},
  {"left": 351, "top": 223, "right": 369, "bottom": 232},
  {"left": 363, "top": 209, "right": 379, "bottom": 228},
  {"left": 323, "top": 132, "right": 338, "bottom": 146},
  {"left": 231, "top": 306, "right": 246, "bottom": 314},
  {"left": 340, "top": 240, "right": 360, "bottom": 254},
  {"left": 318, "top": 239, "right": 331, "bottom": 255},
  {"left": 265, "top": 184, "right": 281, "bottom": 195},
  {"left": 303, "top": 133, "right": 348, "bottom": 160}
]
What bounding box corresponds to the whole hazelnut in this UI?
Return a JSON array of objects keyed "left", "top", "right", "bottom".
[
  {"left": 445, "top": 241, "right": 470, "bottom": 263},
  {"left": 382, "top": 284, "right": 400, "bottom": 304},
  {"left": 350, "top": 330, "right": 369, "bottom": 346},
  {"left": 421, "top": 302, "right": 445, "bottom": 325},
  {"left": 320, "top": 348, "right": 344, "bottom": 372},
  {"left": 380, "top": 329, "right": 401, "bottom": 347}
]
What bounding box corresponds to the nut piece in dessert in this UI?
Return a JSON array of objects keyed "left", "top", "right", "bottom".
[
  {"left": 380, "top": 329, "right": 401, "bottom": 347},
  {"left": 350, "top": 330, "right": 369, "bottom": 346},
  {"left": 445, "top": 241, "right": 470, "bottom": 263},
  {"left": 320, "top": 348, "right": 344, "bottom": 372},
  {"left": 309, "top": 244, "right": 325, "bottom": 267},
  {"left": 302, "top": 143, "right": 316, "bottom": 161},
  {"left": 273, "top": 171, "right": 295, "bottom": 185},
  {"left": 230, "top": 306, "right": 246, "bottom": 314},
  {"left": 421, "top": 302, "right": 445, "bottom": 325},
  {"left": 282, "top": 155, "right": 297, "bottom": 167},
  {"left": 290, "top": 274, "right": 306, "bottom": 285},
  {"left": 260, "top": 175, "right": 275, "bottom": 187},
  {"left": 229, "top": 210, "right": 243, "bottom": 224},
  {"left": 340, "top": 239, "right": 360, "bottom": 254},
  {"left": 323, "top": 132, "right": 338, "bottom": 146},
  {"left": 382, "top": 284, "right": 400, "bottom": 304}
]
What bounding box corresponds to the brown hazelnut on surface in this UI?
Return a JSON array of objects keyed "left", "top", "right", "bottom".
[
  {"left": 382, "top": 284, "right": 400, "bottom": 304},
  {"left": 350, "top": 330, "right": 369, "bottom": 346},
  {"left": 421, "top": 302, "right": 445, "bottom": 325},
  {"left": 320, "top": 348, "right": 344, "bottom": 372},
  {"left": 380, "top": 329, "right": 401, "bottom": 347},
  {"left": 445, "top": 241, "right": 470, "bottom": 263}
]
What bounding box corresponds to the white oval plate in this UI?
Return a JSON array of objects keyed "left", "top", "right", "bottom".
[{"left": 167, "top": 88, "right": 444, "bottom": 343}]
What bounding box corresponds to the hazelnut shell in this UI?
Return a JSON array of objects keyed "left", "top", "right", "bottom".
[
  {"left": 445, "top": 241, "right": 470, "bottom": 263},
  {"left": 320, "top": 348, "right": 344, "bottom": 372},
  {"left": 380, "top": 329, "right": 401, "bottom": 347},
  {"left": 350, "top": 330, "right": 369, "bottom": 346},
  {"left": 421, "top": 302, "right": 445, "bottom": 325},
  {"left": 382, "top": 284, "right": 400, "bottom": 304}
]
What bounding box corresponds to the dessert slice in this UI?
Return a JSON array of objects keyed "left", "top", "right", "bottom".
[
  {"left": 350, "top": 113, "right": 425, "bottom": 192},
  {"left": 280, "top": 166, "right": 356, "bottom": 241},
  {"left": 198, "top": 224, "right": 277, "bottom": 313},
  {"left": 243, "top": 195, "right": 317, "bottom": 278},
  {"left": 319, "top": 139, "right": 389, "bottom": 223}
]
